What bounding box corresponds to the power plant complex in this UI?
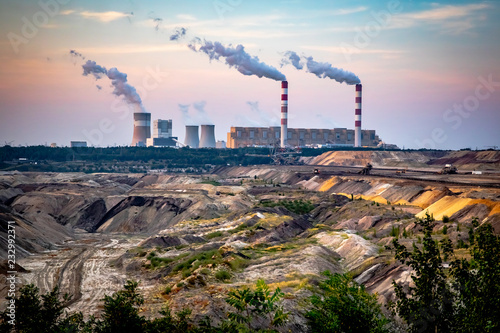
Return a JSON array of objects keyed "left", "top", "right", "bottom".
[
  {"left": 226, "top": 81, "right": 380, "bottom": 148},
  {"left": 130, "top": 81, "right": 381, "bottom": 149}
]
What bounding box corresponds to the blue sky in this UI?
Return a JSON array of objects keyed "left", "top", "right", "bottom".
[{"left": 0, "top": 0, "right": 499, "bottom": 149}]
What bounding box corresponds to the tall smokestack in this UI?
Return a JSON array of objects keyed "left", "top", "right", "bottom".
[
  {"left": 199, "top": 125, "right": 216, "bottom": 148},
  {"left": 355, "top": 84, "right": 362, "bottom": 147},
  {"left": 184, "top": 125, "right": 199, "bottom": 148},
  {"left": 281, "top": 81, "right": 288, "bottom": 148},
  {"left": 132, "top": 112, "right": 151, "bottom": 146}
]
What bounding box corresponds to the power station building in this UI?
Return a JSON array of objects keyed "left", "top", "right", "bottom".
[
  {"left": 226, "top": 127, "right": 381, "bottom": 148},
  {"left": 146, "top": 119, "right": 177, "bottom": 147}
]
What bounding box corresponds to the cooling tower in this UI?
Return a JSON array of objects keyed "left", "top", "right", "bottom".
[
  {"left": 281, "top": 81, "right": 288, "bottom": 148},
  {"left": 199, "top": 125, "right": 216, "bottom": 148},
  {"left": 184, "top": 125, "right": 199, "bottom": 148},
  {"left": 354, "top": 84, "right": 362, "bottom": 147},
  {"left": 131, "top": 112, "right": 151, "bottom": 147}
]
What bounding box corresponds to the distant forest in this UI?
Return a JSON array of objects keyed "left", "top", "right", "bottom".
[{"left": 0, "top": 145, "right": 401, "bottom": 173}]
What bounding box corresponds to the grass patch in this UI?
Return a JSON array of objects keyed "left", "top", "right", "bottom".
[
  {"left": 205, "top": 231, "right": 224, "bottom": 239},
  {"left": 215, "top": 269, "right": 231, "bottom": 281},
  {"left": 257, "top": 199, "right": 315, "bottom": 215},
  {"left": 200, "top": 180, "right": 221, "bottom": 186}
]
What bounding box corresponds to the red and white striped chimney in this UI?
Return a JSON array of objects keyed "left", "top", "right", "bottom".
[
  {"left": 354, "top": 84, "right": 362, "bottom": 147},
  {"left": 281, "top": 81, "right": 288, "bottom": 148}
]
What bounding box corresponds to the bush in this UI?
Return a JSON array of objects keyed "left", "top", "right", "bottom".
[
  {"left": 306, "top": 272, "right": 390, "bottom": 333},
  {"left": 390, "top": 225, "right": 400, "bottom": 238},
  {"left": 205, "top": 231, "right": 223, "bottom": 239},
  {"left": 215, "top": 270, "right": 231, "bottom": 281},
  {"left": 163, "top": 286, "right": 172, "bottom": 295}
]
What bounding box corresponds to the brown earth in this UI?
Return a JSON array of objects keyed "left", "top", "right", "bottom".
[{"left": 0, "top": 154, "right": 498, "bottom": 331}]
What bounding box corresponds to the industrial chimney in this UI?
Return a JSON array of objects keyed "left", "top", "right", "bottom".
[
  {"left": 131, "top": 112, "right": 151, "bottom": 146},
  {"left": 281, "top": 81, "right": 288, "bottom": 148},
  {"left": 184, "top": 125, "right": 199, "bottom": 148},
  {"left": 199, "top": 125, "right": 216, "bottom": 148},
  {"left": 354, "top": 84, "right": 362, "bottom": 147}
]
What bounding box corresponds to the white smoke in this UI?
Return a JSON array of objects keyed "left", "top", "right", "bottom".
[
  {"left": 193, "top": 101, "right": 214, "bottom": 125},
  {"left": 189, "top": 39, "right": 286, "bottom": 81},
  {"left": 280, "top": 50, "right": 302, "bottom": 70},
  {"left": 282, "top": 51, "right": 360, "bottom": 85},
  {"left": 179, "top": 101, "right": 213, "bottom": 125},
  {"left": 78, "top": 54, "right": 145, "bottom": 112},
  {"left": 178, "top": 104, "right": 194, "bottom": 125}
]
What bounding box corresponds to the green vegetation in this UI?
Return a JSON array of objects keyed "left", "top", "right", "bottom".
[
  {"left": 307, "top": 272, "right": 390, "bottom": 333},
  {"left": 389, "top": 215, "right": 500, "bottom": 333},
  {"left": 258, "top": 199, "right": 315, "bottom": 215},
  {"left": 146, "top": 252, "right": 176, "bottom": 269},
  {"left": 390, "top": 225, "right": 400, "bottom": 238},
  {"left": 0, "top": 279, "right": 289, "bottom": 333},
  {"left": 199, "top": 180, "right": 221, "bottom": 186},
  {"left": 205, "top": 231, "right": 223, "bottom": 239},
  {"left": 215, "top": 269, "right": 231, "bottom": 281},
  {"left": 0, "top": 146, "right": 397, "bottom": 173},
  {"left": 225, "top": 279, "right": 289, "bottom": 332}
]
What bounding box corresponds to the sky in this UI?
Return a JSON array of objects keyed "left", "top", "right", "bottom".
[{"left": 0, "top": 0, "right": 499, "bottom": 149}]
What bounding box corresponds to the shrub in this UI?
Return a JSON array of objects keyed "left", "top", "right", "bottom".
[
  {"left": 215, "top": 270, "right": 231, "bottom": 281},
  {"left": 205, "top": 231, "right": 223, "bottom": 239},
  {"left": 390, "top": 225, "right": 400, "bottom": 238},
  {"left": 306, "top": 272, "right": 390, "bottom": 333}
]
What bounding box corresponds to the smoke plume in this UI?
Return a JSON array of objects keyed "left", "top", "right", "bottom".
[
  {"left": 178, "top": 101, "right": 214, "bottom": 125},
  {"left": 178, "top": 104, "right": 193, "bottom": 125},
  {"left": 280, "top": 51, "right": 302, "bottom": 70},
  {"left": 78, "top": 54, "right": 145, "bottom": 112},
  {"left": 170, "top": 27, "right": 187, "bottom": 41},
  {"left": 282, "top": 51, "right": 360, "bottom": 85},
  {"left": 189, "top": 39, "right": 286, "bottom": 81},
  {"left": 193, "top": 101, "right": 213, "bottom": 125}
]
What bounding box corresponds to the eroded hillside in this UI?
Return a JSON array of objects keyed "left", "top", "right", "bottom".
[{"left": 0, "top": 163, "right": 499, "bottom": 331}]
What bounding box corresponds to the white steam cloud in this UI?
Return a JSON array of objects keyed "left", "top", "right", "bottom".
[
  {"left": 178, "top": 101, "right": 213, "bottom": 125},
  {"left": 78, "top": 53, "right": 146, "bottom": 112},
  {"left": 189, "top": 38, "right": 286, "bottom": 81},
  {"left": 282, "top": 51, "right": 360, "bottom": 85}
]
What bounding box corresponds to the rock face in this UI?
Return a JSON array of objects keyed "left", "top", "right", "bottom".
[{"left": 94, "top": 196, "right": 193, "bottom": 233}]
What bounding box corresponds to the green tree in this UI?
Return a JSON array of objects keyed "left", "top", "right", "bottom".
[
  {"left": 390, "top": 213, "right": 455, "bottom": 333},
  {"left": 390, "top": 215, "right": 500, "bottom": 332},
  {"left": 96, "top": 280, "right": 146, "bottom": 333},
  {"left": 0, "top": 284, "right": 86, "bottom": 333},
  {"left": 449, "top": 219, "right": 500, "bottom": 332},
  {"left": 225, "top": 279, "right": 288, "bottom": 332},
  {"left": 306, "top": 271, "right": 390, "bottom": 333}
]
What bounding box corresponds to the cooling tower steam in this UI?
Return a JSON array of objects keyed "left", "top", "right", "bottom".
[
  {"left": 193, "top": 101, "right": 213, "bottom": 125},
  {"left": 178, "top": 104, "right": 193, "bottom": 125},
  {"left": 282, "top": 51, "right": 360, "bottom": 85},
  {"left": 178, "top": 101, "right": 213, "bottom": 125},
  {"left": 80, "top": 56, "right": 145, "bottom": 112},
  {"left": 189, "top": 39, "right": 286, "bottom": 81}
]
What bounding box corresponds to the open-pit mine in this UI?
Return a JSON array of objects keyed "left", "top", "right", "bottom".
[{"left": 1, "top": 150, "right": 499, "bottom": 331}]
